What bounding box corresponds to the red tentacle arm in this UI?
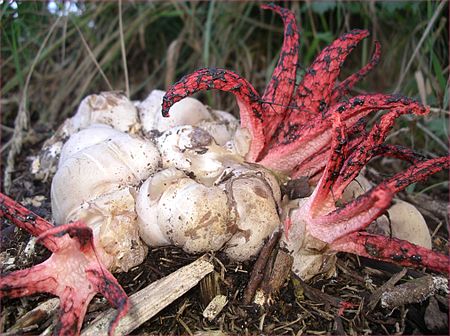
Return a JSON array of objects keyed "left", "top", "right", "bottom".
[
  {"left": 330, "top": 232, "right": 449, "bottom": 273},
  {"left": 303, "top": 116, "right": 391, "bottom": 243},
  {"left": 383, "top": 156, "right": 450, "bottom": 193},
  {"left": 261, "top": 94, "right": 427, "bottom": 176},
  {"left": 331, "top": 41, "right": 381, "bottom": 103},
  {"left": 0, "top": 196, "right": 128, "bottom": 336},
  {"left": 0, "top": 193, "right": 57, "bottom": 251},
  {"left": 291, "top": 143, "right": 330, "bottom": 179},
  {"left": 261, "top": 3, "right": 299, "bottom": 130},
  {"left": 0, "top": 264, "right": 58, "bottom": 298},
  {"left": 306, "top": 156, "right": 449, "bottom": 244},
  {"left": 308, "top": 187, "right": 393, "bottom": 243},
  {"left": 294, "top": 29, "right": 370, "bottom": 120},
  {"left": 334, "top": 104, "right": 429, "bottom": 193},
  {"left": 370, "top": 144, "right": 427, "bottom": 163},
  {"left": 162, "top": 67, "right": 266, "bottom": 161}
]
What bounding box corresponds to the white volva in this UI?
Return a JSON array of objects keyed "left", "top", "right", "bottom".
[
  {"left": 51, "top": 126, "right": 161, "bottom": 272},
  {"left": 70, "top": 91, "right": 140, "bottom": 133}
]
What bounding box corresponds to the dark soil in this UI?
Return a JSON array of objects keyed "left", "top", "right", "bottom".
[{"left": 1, "top": 131, "right": 448, "bottom": 335}]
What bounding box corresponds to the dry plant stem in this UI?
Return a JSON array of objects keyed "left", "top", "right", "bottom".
[
  {"left": 367, "top": 268, "right": 407, "bottom": 312},
  {"left": 81, "top": 256, "right": 214, "bottom": 336},
  {"left": 165, "top": 35, "right": 185, "bottom": 89},
  {"left": 291, "top": 274, "right": 342, "bottom": 308},
  {"left": 72, "top": 21, "right": 113, "bottom": 91},
  {"left": 243, "top": 231, "right": 281, "bottom": 304},
  {"left": 3, "top": 17, "right": 61, "bottom": 194},
  {"left": 394, "top": 0, "right": 446, "bottom": 93}
]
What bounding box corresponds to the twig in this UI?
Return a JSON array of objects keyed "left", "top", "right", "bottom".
[
  {"left": 381, "top": 275, "right": 448, "bottom": 309},
  {"left": 243, "top": 230, "right": 281, "bottom": 304},
  {"left": 367, "top": 268, "right": 407, "bottom": 312},
  {"left": 7, "top": 298, "right": 59, "bottom": 334},
  {"left": 81, "top": 255, "right": 214, "bottom": 336}
]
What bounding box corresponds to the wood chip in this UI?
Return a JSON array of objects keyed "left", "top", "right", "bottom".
[
  {"left": 202, "top": 295, "right": 228, "bottom": 321},
  {"left": 259, "top": 250, "right": 293, "bottom": 302},
  {"left": 82, "top": 255, "right": 214, "bottom": 336}
]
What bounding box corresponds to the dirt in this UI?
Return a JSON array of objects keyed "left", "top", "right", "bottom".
[{"left": 0, "top": 132, "right": 448, "bottom": 335}]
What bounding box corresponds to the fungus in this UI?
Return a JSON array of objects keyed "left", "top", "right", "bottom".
[
  {"left": 283, "top": 113, "right": 449, "bottom": 279},
  {"left": 0, "top": 194, "right": 128, "bottom": 336},
  {"left": 1, "top": 3, "right": 449, "bottom": 335},
  {"left": 161, "top": 3, "right": 449, "bottom": 278},
  {"left": 137, "top": 126, "right": 281, "bottom": 261},
  {"left": 138, "top": 89, "right": 238, "bottom": 146}
]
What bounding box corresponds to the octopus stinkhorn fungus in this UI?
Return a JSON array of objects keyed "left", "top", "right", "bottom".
[
  {"left": 0, "top": 194, "right": 128, "bottom": 335},
  {"left": 282, "top": 113, "right": 449, "bottom": 279},
  {"left": 161, "top": 3, "right": 449, "bottom": 278},
  {"left": 1, "top": 3, "right": 449, "bottom": 335}
]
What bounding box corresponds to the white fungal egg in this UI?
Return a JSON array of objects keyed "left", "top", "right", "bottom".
[
  {"left": 138, "top": 90, "right": 239, "bottom": 145},
  {"left": 222, "top": 175, "right": 280, "bottom": 260},
  {"left": 371, "top": 200, "right": 432, "bottom": 249},
  {"left": 32, "top": 93, "right": 140, "bottom": 181},
  {"left": 51, "top": 131, "right": 161, "bottom": 272},
  {"left": 71, "top": 92, "right": 139, "bottom": 133},
  {"left": 225, "top": 127, "right": 252, "bottom": 157},
  {"left": 342, "top": 175, "right": 432, "bottom": 249},
  {"left": 157, "top": 126, "right": 242, "bottom": 185},
  {"left": 158, "top": 177, "right": 234, "bottom": 253},
  {"left": 136, "top": 168, "right": 185, "bottom": 246},
  {"left": 58, "top": 124, "right": 123, "bottom": 167},
  {"left": 52, "top": 132, "right": 160, "bottom": 224},
  {"left": 136, "top": 90, "right": 165, "bottom": 132},
  {"left": 73, "top": 187, "right": 147, "bottom": 272},
  {"left": 137, "top": 168, "right": 234, "bottom": 253},
  {"left": 196, "top": 110, "right": 239, "bottom": 146},
  {"left": 136, "top": 155, "right": 281, "bottom": 259},
  {"left": 138, "top": 90, "right": 212, "bottom": 133}
]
